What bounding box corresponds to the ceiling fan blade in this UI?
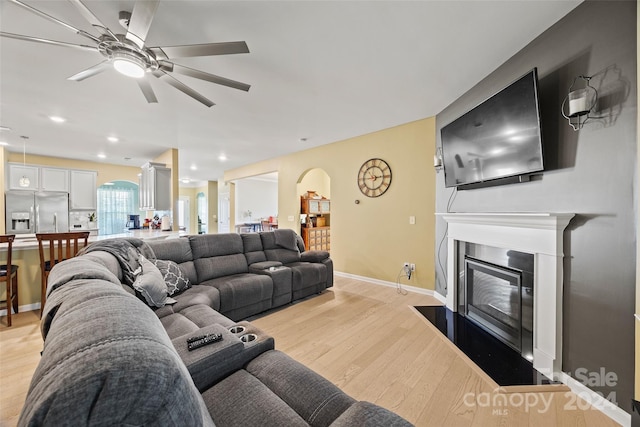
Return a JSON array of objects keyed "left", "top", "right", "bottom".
[
  {"left": 164, "top": 63, "right": 250, "bottom": 92},
  {"left": 150, "top": 41, "right": 249, "bottom": 59},
  {"left": 125, "top": 0, "right": 160, "bottom": 49},
  {"left": 0, "top": 32, "right": 98, "bottom": 52},
  {"left": 67, "top": 61, "right": 111, "bottom": 81},
  {"left": 137, "top": 79, "right": 158, "bottom": 104},
  {"left": 155, "top": 70, "right": 214, "bottom": 108},
  {"left": 67, "top": 0, "right": 118, "bottom": 40},
  {"left": 6, "top": 0, "right": 100, "bottom": 44}
]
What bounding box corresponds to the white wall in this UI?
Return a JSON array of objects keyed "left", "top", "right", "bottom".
[{"left": 235, "top": 177, "right": 278, "bottom": 223}]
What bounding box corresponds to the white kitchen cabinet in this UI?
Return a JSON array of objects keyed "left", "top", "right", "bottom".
[
  {"left": 40, "top": 167, "right": 69, "bottom": 192},
  {"left": 70, "top": 170, "right": 97, "bottom": 209},
  {"left": 8, "top": 164, "right": 39, "bottom": 190},
  {"left": 139, "top": 164, "right": 171, "bottom": 210}
]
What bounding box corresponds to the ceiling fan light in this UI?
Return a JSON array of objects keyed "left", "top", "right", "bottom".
[{"left": 113, "top": 57, "right": 145, "bottom": 78}]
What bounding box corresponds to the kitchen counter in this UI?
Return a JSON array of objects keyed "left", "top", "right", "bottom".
[{"left": 7, "top": 229, "right": 186, "bottom": 251}]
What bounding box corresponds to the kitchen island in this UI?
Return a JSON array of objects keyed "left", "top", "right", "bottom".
[{"left": 1, "top": 229, "right": 187, "bottom": 316}]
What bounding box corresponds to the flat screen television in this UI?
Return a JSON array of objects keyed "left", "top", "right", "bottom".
[{"left": 441, "top": 68, "right": 544, "bottom": 188}]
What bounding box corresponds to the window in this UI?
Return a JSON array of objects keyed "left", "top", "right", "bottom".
[{"left": 97, "top": 181, "right": 139, "bottom": 235}]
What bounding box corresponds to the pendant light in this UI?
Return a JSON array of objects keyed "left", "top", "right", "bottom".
[{"left": 19, "top": 136, "right": 30, "bottom": 188}]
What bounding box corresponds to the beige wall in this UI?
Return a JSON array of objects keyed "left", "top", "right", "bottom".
[
  {"left": 226, "top": 117, "right": 437, "bottom": 290},
  {"left": 299, "top": 168, "right": 331, "bottom": 200}
]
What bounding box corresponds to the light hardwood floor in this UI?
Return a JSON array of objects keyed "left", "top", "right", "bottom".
[{"left": 0, "top": 276, "right": 620, "bottom": 426}]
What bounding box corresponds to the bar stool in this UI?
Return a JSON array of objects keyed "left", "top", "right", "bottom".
[
  {"left": 37, "top": 231, "right": 89, "bottom": 315},
  {"left": 0, "top": 235, "right": 19, "bottom": 327}
]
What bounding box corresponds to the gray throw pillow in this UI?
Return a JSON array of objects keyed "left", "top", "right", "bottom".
[
  {"left": 153, "top": 259, "right": 191, "bottom": 296},
  {"left": 132, "top": 255, "right": 176, "bottom": 307}
]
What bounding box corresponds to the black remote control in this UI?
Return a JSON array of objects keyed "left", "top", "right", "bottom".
[
  {"left": 187, "top": 335, "right": 206, "bottom": 344},
  {"left": 187, "top": 333, "right": 223, "bottom": 351}
]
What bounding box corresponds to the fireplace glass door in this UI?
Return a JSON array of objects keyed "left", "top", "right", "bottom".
[{"left": 465, "top": 257, "right": 523, "bottom": 352}]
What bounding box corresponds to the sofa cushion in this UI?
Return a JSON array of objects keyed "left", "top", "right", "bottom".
[
  {"left": 195, "top": 254, "right": 249, "bottom": 282},
  {"left": 201, "top": 273, "right": 272, "bottom": 316},
  {"left": 190, "top": 233, "right": 243, "bottom": 258},
  {"left": 173, "top": 285, "right": 221, "bottom": 312},
  {"left": 242, "top": 233, "right": 267, "bottom": 265},
  {"left": 203, "top": 369, "right": 308, "bottom": 427},
  {"left": 261, "top": 232, "right": 301, "bottom": 264},
  {"left": 246, "top": 350, "right": 356, "bottom": 427},
  {"left": 154, "top": 259, "right": 191, "bottom": 296},
  {"left": 147, "top": 237, "right": 198, "bottom": 285}
]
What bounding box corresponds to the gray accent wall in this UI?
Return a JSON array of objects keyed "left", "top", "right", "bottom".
[{"left": 434, "top": 1, "right": 636, "bottom": 414}]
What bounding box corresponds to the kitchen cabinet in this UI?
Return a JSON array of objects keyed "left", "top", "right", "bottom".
[
  {"left": 70, "top": 170, "right": 97, "bottom": 209},
  {"left": 41, "top": 167, "right": 69, "bottom": 192},
  {"left": 139, "top": 163, "right": 171, "bottom": 210},
  {"left": 7, "top": 164, "right": 39, "bottom": 190}
]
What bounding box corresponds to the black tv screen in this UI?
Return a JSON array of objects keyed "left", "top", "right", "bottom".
[{"left": 441, "top": 69, "right": 543, "bottom": 188}]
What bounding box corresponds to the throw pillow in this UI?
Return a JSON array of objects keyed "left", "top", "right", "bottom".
[
  {"left": 153, "top": 259, "right": 191, "bottom": 296},
  {"left": 132, "top": 255, "right": 176, "bottom": 307}
]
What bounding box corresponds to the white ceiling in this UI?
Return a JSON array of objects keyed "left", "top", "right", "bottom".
[{"left": 0, "top": 0, "right": 581, "bottom": 184}]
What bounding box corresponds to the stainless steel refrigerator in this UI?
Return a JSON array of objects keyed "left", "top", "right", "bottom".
[{"left": 5, "top": 190, "right": 69, "bottom": 235}]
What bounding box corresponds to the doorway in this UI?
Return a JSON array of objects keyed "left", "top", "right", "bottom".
[{"left": 178, "top": 196, "right": 190, "bottom": 233}]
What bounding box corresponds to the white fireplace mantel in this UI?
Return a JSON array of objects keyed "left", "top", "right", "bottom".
[{"left": 436, "top": 212, "right": 575, "bottom": 378}]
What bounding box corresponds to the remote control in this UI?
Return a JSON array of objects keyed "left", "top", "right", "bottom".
[
  {"left": 187, "top": 335, "right": 206, "bottom": 344},
  {"left": 187, "top": 333, "right": 223, "bottom": 351}
]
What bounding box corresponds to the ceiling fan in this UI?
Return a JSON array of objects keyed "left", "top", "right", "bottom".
[{"left": 0, "top": 0, "right": 251, "bottom": 107}]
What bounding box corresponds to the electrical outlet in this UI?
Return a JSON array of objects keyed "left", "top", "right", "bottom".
[{"left": 410, "top": 263, "right": 416, "bottom": 272}]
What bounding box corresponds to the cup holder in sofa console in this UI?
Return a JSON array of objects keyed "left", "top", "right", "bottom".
[
  {"left": 228, "top": 325, "right": 246, "bottom": 334},
  {"left": 240, "top": 333, "right": 257, "bottom": 343}
]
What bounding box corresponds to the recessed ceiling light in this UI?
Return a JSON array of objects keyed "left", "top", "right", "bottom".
[
  {"left": 103, "top": 182, "right": 115, "bottom": 186},
  {"left": 299, "top": 137, "right": 308, "bottom": 142},
  {"left": 190, "top": 165, "right": 197, "bottom": 171},
  {"left": 0, "top": 126, "right": 11, "bottom": 132},
  {"left": 218, "top": 154, "right": 227, "bottom": 161},
  {"left": 97, "top": 153, "right": 106, "bottom": 159},
  {"left": 108, "top": 136, "right": 119, "bottom": 143},
  {"left": 0, "top": 141, "right": 8, "bottom": 146},
  {"left": 181, "top": 178, "right": 190, "bottom": 184},
  {"left": 49, "top": 116, "right": 66, "bottom": 123}
]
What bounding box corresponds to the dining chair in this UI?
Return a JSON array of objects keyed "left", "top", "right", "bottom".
[
  {"left": 0, "top": 235, "right": 19, "bottom": 327},
  {"left": 260, "top": 219, "right": 271, "bottom": 232},
  {"left": 36, "top": 231, "right": 90, "bottom": 315}
]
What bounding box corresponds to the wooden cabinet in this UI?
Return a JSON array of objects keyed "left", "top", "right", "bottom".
[
  {"left": 7, "top": 164, "right": 39, "bottom": 190},
  {"left": 301, "top": 195, "right": 330, "bottom": 251},
  {"left": 41, "top": 167, "right": 69, "bottom": 192},
  {"left": 70, "top": 170, "right": 97, "bottom": 209},
  {"left": 303, "top": 227, "right": 331, "bottom": 251},
  {"left": 139, "top": 163, "right": 171, "bottom": 210}
]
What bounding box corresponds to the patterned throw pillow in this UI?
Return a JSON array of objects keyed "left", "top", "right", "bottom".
[
  {"left": 153, "top": 259, "right": 191, "bottom": 296},
  {"left": 132, "top": 255, "right": 176, "bottom": 307}
]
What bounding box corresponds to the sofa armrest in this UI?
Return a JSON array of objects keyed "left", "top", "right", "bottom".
[
  {"left": 300, "top": 250, "right": 330, "bottom": 263},
  {"left": 173, "top": 322, "right": 275, "bottom": 391}
]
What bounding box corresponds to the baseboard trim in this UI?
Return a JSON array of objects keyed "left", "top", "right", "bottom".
[
  {"left": 334, "top": 271, "right": 444, "bottom": 302},
  {"left": 558, "top": 372, "right": 631, "bottom": 427},
  {"left": 0, "top": 303, "right": 41, "bottom": 317}
]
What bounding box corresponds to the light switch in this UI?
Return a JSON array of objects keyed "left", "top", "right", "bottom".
[
  {"left": 288, "top": 215, "right": 295, "bottom": 222},
  {"left": 409, "top": 216, "right": 416, "bottom": 225}
]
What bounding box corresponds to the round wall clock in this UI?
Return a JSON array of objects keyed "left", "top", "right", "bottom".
[{"left": 357, "top": 158, "right": 392, "bottom": 198}]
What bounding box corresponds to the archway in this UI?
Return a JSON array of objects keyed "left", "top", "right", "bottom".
[{"left": 297, "top": 168, "right": 331, "bottom": 251}]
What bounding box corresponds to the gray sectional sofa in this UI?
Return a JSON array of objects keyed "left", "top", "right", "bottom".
[{"left": 18, "top": 230, "right": 412, "bottom": 426}]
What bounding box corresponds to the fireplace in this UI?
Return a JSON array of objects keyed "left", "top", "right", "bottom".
[
  {"left": 437, "top": 212, "right": 574, "bottom": 379},
  {"left": 458, "top": 243, "right": 534, "bottom": 361}
]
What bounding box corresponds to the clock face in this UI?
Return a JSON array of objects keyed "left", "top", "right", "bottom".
[{"left": 357, "top": 158, "right": 392, "bottom": 198}]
